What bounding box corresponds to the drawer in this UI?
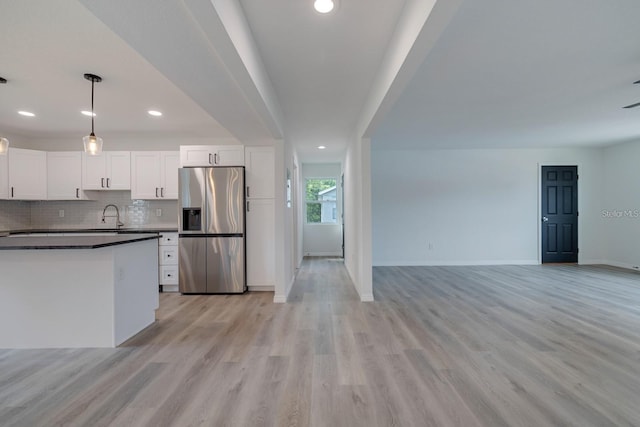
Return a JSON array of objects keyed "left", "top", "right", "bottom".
[
  {"left": 159, "top": 232, "right": 178, "bottom": 246},
  {"left": 160, "top": 266, "right": 179, "bottom": 284},
  {"left": 159, "top": 247, "right": 178, "bottom": 265}
]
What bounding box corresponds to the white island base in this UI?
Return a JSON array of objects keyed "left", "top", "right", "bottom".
[{"left": 0, "top": 238, "right": 159, "bottom": 348}]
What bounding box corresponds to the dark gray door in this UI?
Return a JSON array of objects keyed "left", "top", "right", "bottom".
[{"left": 541, "top": 166, "right": 578, "bottom": 263}]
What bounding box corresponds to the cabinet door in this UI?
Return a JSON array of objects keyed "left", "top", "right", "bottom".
[
  {"left": 8, "top": 148, "right": 47, "bottom": 199},
  {"left": 131, "top": 151, "right": 161, "bottom": 199},
  {"left": 246, "top": 198, "right": 275, "bottom": 288},
  {"left": 216, "top": 145, "right": 244, "bottom": 166},
  {"left": 47, "top": 152, "right": 84, "bottom": 200},
  {"left": 245, "top": 146, "right": 275, "bottom": 199},
  {"left": 160, "top": 151, "right": 179, "bottom": 199},
  {"left": 179, "top": 145, "right": 214, "bottom": 167},
  {"left": 106, "top": 152, "right": 131, "bottom": 190},
  {"left": 82, "top": 153, "right": 107, "bottom": 189},
  {"left": 0, "top": 154, "right": 8, "bottom": 199}
]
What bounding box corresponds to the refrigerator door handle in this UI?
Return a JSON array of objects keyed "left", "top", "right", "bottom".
[{"left": 208, "top": 153, "right": 213, "bottom": 165}]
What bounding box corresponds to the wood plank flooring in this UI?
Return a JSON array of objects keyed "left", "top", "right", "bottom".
[{"left": 2, "top": 260, "right": 640, "bottom": 426}]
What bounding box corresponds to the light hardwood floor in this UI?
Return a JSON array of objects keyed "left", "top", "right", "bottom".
[{"left": 1, "top": 259, "right": 640, "bottom": 426}]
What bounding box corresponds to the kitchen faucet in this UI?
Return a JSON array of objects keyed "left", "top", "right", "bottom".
[{"left": 101, "top": 204, "right": 124, "bottom": 229}]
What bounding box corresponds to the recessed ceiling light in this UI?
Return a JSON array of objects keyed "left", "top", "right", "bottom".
[
  {"left": 18, "top": 111, "right": 35, "bottom": 117},
  {"left": 318, "top": 145, "right": 326, "bottom": 150},
  {"left": 81, "top": 110, "right": 96, "bottom": 117},
  {"left": 148, "top": 110, "right": 162, "bottom": 117},
  {"left": 314, "top": 0, "right": 335, "bottom": 13}
]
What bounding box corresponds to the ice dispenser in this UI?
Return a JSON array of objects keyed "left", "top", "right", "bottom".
[{"left": 182, "top": 208, "right": 202, "bottom": 232}]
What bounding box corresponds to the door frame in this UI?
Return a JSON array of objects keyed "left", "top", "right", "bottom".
[{"left": 537, "top": 162, "right": 582, "bottom": 265}]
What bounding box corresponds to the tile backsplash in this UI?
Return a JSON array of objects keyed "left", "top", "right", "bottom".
[
  {"left": 2, "top": 192, "right": 178, "bottom": 230},
  {"left": 0, "top": 200, "right": 31, "bottom": 230}
]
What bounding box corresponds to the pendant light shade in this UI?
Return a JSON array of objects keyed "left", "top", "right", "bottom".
[
  {"left": 83, "top": 73, "right": 103, "bottom": 155},
  {"left": 0, "top": 137, "right": 8, "bottom": 155}
]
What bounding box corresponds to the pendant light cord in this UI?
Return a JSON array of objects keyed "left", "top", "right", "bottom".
[{"left": 90, "top": 79, "right": 95, "bottom": 135}]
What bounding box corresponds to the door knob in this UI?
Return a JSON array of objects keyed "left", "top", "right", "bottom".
[{"left": 542, "top": 216, "right": 549, "bottom": 222}]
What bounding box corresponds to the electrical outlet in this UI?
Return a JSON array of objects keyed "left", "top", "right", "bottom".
[
  {"left": 58, "top": 209, "right": 65, "bottom": 218},
  {"left": 428, "top": 242, "right": 434, "bottom": 250},
  {"left": 156, "top": 208, "right": 162, "bottom": 217}
]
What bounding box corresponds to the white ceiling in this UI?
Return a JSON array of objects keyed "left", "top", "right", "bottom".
[
  {"left": 373, "top": 0, "right": 640, "bottom": 150},
  {"left": 2, "top": 0, "right": 640, "bottom": 160},
  {"left": 0, "top": 0, "right": 232, "bottom": 143}
]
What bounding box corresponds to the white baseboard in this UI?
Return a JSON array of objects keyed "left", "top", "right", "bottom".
[
  {"left": 273, "top": 294, "right": 287, "bottom": 303},
  {"left": 248, "top": 285, "right": 274, "bottom": 292},
  {"left": 373, "top": 259, "right": 539, "bottom": 267},
  {"left": 305, "top": 252, "right": 342, "bottom": 257},
  {"left": 596, "top": 260, "right": 640, "bottom": 271},
  {"left": 161, "top": 285, "right": 179, "bottom": 292},
  {"left": 360, "top": 293, "right": 374, "bottom": 302}
]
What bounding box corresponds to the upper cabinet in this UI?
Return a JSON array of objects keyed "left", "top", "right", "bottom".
[
  {"left": 245, "top": 146, "right": 275, "bottom": 199},
  {"left": 82, "top": 151, "right": 131, "bottom": 190},
  {"left": 0, "top": 154, "right": 7, "bottom": 199},
  {"left": 47, "top": 152, "right": 87, "bottom": 200},
  {"left": 131, "top": 151, "right": 179, "bottom": 200},
  {"left": 8, "top": 148, "right": 47, "bottom": 200},
  {"left": 179, "top": 145, "right": 244, "bottom": 167}
]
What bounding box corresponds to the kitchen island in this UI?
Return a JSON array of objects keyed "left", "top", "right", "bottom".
[{"left": 0, "top": 234, "right": 160, "bottom": 348}]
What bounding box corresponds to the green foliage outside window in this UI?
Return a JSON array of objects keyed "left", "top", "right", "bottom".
[{"left": 306, "top": 178, "right": 337, "bottom": 223}]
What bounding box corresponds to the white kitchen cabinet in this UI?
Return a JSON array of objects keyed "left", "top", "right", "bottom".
[
  {"left": 130, "top": 151, "right": 179, "bottom": 199},
  {"left": 246, "top": 198, "right": 275, "bottom": 290},
  {"left": 179, "top": 145, "right": 244, "bottom": 167},
  {"left": 47, "top": 152, "right": 87, "bottom": 200},
  {"left": 0, "top": 154, "right": 8, "bottom": 199},
  {"left": 245, "top": 146, "right": 275, "bottom": 199},
  {"left": 82, "top": 151, "right": 131, "bottom": 190},
  {"left": 8, "top": 148, "right": 47, "bottom": 200},
  {"left": 159, "top": 232, "right": 179, "bottom": 292}
]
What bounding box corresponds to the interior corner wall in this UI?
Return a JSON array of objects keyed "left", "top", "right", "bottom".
[
  {"left": 343, "top": 136, "right": 373, "bottom": 301},
  {"left": 371, "top": 146, "right": 604, "bottom": 266},
  {"left": 601, "top": 139, "right": 640, "bottom": 270}
]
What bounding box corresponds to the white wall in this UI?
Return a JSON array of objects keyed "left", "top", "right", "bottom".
[
  {"left": 601, "top": 140, "right": 640, "bottom": 270},
  {"left": 302, "top": 163, "right": 343, "bottom": 256},
  {"left": 343, "top": 136, "right": 373, "bottom": 301},
  {"left": 371, "top": 147, "right": 604, "bottom": 266}
]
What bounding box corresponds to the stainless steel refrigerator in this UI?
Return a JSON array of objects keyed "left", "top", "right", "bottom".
[{"left": 178, "top": 167, "right": 246, "bottom": 294}]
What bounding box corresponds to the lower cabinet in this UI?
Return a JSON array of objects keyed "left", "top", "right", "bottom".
[
  {"left": 159, "top": 232, "right": 179, "bottom": 292},
  {"left": 246, "top": 198, "right": 275, "bottom": 291}
]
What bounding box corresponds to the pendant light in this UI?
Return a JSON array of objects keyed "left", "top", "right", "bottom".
[
  {"left": 0, "top": 77, "right": 7, "bottom": 155},
  {"left": 82, "top": 73, "right": 103, "bottom": 155}
]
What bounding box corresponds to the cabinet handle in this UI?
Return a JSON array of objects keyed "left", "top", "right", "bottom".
[
  {"left": 209, "top": 153, "right": 213, "bottom": 165},
  {"left": 161, "top": 187, "right": 165, "bottom": 197},
  {"left": 11, "top": 187, "right": 14, "bottom": 198},
  {"left": 167, "top": 254, "right": 172, "bottom": 258},
  {"left": 106, "top": 178, "right": 110, "bottom": 188},
  {"left": 76, "top": 188, "right": 80, "bottom": 199},
  {"left": 155, "top": 187, "right": 159, "bottom": 198},
  {"left": 167, "top": 274, "right": 172, "bottom": 278},
  {"left": 101, "top": 178, "right": 105, "bottom": 188},
  {"left": 214, "top": 153, "right": 218, "bottom": 164},
  {"left": 247, "top": 201, "right": 250, "bottom": 212},
  {"left": 246, "top": 186, "right": 250, "bottom": 198}
]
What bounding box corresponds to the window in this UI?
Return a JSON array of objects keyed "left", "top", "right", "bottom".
[{"left": 305, "top": 178, "right": 337, "bottom": 224}]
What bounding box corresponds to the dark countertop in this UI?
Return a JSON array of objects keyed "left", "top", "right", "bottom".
[
  {"left": 0, "top": 233, "right": 161, "bottom": 250},
  {"left": 5, "top": 227, "right": 178, "bottom": 235}
]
